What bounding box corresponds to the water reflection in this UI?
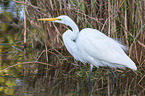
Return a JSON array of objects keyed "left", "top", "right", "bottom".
[
  {"left": 0, "top": 1, "right": 24, "bottom": 19},
  {"left": 0, "top": 1, "right": 24, "bottom": 95}
]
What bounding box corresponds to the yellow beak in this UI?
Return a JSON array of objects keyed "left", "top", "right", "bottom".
[{"left": 38, "top": 18, "right": 60, "bottom": 21}]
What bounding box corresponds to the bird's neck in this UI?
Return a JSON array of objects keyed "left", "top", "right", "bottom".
[
  {"left": 71, "top": 24, "right": 79, "bottom": 33},
  {"left": 69, "top": 21, "right": 79, "bottom": 39}
]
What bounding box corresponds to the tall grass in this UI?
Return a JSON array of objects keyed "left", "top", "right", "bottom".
[{"left": 10, "top": 0, "right": 145, "bottom": 95}]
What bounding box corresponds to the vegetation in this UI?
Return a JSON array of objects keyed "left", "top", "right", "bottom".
[{"left": 0, "top": 0, "right": 144, "bottom": 96}]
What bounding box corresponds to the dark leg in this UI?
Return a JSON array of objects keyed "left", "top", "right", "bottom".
[
  {"left": 87, "top": 64, "right": 93, "bottom": 96},
  {"left": 107, "top": 66, "right": 117, "bottom": 96}
]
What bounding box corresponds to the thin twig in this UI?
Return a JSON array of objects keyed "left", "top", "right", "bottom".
[{"left": 0, "top": 62, "right": 53, "bottom": 73}]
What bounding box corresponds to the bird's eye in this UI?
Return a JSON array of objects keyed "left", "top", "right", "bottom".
[{"left": 57, "top": 18, "right": 61, "bottom": 21}]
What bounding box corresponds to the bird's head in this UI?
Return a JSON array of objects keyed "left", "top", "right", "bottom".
[
  {"left": 38, "top": 15, "right": 79, "bottom": 32},
  {"left": 38, "top": 15, "right": 73, "bottom": 26}
]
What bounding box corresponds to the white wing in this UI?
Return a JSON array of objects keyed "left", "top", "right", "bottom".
[{"left": 76, "top": 28, "right": 137, "bottom": 70}]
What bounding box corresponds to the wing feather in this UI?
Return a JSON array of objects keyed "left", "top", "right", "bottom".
[{"left": 76, "top": 28, "right": 137, "bottom": 70}]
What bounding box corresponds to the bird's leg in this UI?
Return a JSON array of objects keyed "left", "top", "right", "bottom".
[
  {"left": 107, "top": 66, "right": 117, "bottom": 96},
  {"left": 87, "top": 64, "right": 93, "bottom": 96}
]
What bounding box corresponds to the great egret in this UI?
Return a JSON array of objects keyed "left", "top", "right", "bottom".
[{"left": 38, "top": 15, "right": 137, "bottom": 96}]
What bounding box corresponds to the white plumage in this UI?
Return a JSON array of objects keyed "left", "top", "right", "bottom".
[
  {"left": 58, "top": 15, "right": 137, "bottom": 70},
  {"left": 38, "top": 15, "right": 137, "bottom": 96}
]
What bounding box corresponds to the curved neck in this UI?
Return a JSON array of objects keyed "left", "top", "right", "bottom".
[
  {"left": 71, "top": 23, "right": 79, "bottom": 33},
  {"left": 67, "top": 19, "right": 79, "bottom": 36},
  {"left": 62, "top": 30, "right": 80, "bottom": 61},
  {"left": 68, "top": 21, "right": 79, "bottom": 40}
]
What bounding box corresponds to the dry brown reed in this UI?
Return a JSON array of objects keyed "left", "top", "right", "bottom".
[{"left": 13, "top": 0, "right": 145, "bottom": 95}]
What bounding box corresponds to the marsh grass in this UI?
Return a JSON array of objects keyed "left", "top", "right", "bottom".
[{"left": 1, "top": 0, "right": 144, "bottom": 96}]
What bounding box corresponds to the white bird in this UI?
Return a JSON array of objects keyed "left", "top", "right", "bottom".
[{"left": 38, "top": 15, "right": 137, "bottom": 96}]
